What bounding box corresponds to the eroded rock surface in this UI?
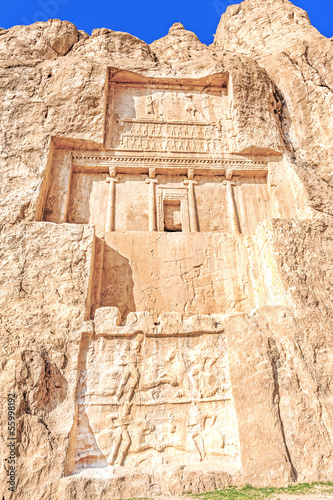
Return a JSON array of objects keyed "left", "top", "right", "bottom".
[
  {"left": 0, "top": 2, "right": 333, "bottom": 499},
  {"left": 215, "top": 0, "right": 333, "bottom": 211}
]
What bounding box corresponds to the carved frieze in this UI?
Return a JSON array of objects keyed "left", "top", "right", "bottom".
[
  {"left": 71, "top": 151, "right": 268, "bottom": 177},
  {"left": 104, "top": 69, "right": 230, "bottom": 154},
  {"left": 74, "top": 330, "right": 241, "bottom": 469},
  {"left": 117, "top": 120, "right": 224, "bottom": 154}
]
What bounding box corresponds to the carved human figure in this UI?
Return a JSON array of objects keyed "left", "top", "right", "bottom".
[
  {"left": 165, "top": 348, "right": 185, "bottom": 384},
  {"left": 120, "top": 135, "right": 129, "bottom": 149},
  {"left": 167, "top": 412, "right": 184, "bottom": 449},
  {"left": 187, "top": 349, "right": 205, "bottom": 398},
  {"left": 140, "top": 349, "right": 179, "bottom": 399},
  {"left": 187, "top": 343, "right": 219, "bottom": 399},
  {"left": 186, "top": 402, "right": 205, "bottom": 461},
  {"left": 146, "top": 95, "right": 155, "bottom": 115},
  {"left": 127, "top": 135, "right": 135, "bottom": 149},
  {"left": 142, "top": 136, "right": 149, "bottom": 150},
  {"left": 185, "top": 97, "right": 197, "bottom": 118},
  {"left": 128, "top": 414, "right": 163, "bottom": 454},
  {"left": 201, "top": 415, "right": 225, "bottom": 458},
  {"left": 200, "top": 355, "right": 219, "bottom": 398},
  {"left": 116, "top": 334, "right": 144, "bottom": 403},
  {"left": 99, "top": 366, "right": 122, "bottom": 397},
  {"left": 107, "top": 402, "right": 132, "bottom": 466},
  {"left": 188, "top": 363, "right": 202, "bottom": 398},
  {"left": 168, "top": 138, "right": 176, "bottom": 151}
]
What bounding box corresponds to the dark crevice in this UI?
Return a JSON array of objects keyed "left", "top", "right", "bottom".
[
  {"left": 38, "top": 418, "right": 50, "bottom": 433},
  {"left": 303, "top": 46, "right": 333, "bottom": 94},
  {"left": 268, "top": 337, "right": 298, "bottom": 482},
  {"left": 273, "top": 84, "right": 296, "bottom": 158}
]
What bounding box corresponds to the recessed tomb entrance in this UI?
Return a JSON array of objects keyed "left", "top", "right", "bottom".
[
  {"left": 34, "top": 67, "right": 299, "bottom": 478},
  {"left": 164, "top": 200, "right": 182, "bottom": 232}
]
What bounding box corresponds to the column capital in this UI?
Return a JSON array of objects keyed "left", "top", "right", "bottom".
[
  {"left": 225, "top": 169, "right": 233, "bottom": 180},
  {"left": 106, "top": 176, "right": 118, "bottom": 184},
  {"left": 223, "top": 179, "right": 236, "bottom": 187},
  {"left": 148, "top": 167, "right": 156, "bottom": 179},
  {"left": 145, "top": 178, "right": 158, "bottom": 184},
  {"left": 183, "top": 179, "right": 198, "bottom": 187},
  {"left": 109, "top": 166, "right": 117, "bottom": 177},
  {"left": 187, "top": 168, "right": 195, "bottom": 180}
]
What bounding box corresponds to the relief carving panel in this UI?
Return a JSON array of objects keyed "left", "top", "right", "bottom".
[
  {"left": 117, "top": 120, "right": 225, "bottom": 155},
  {"left": 73, "top": 332, "right": 241, "bottom": 470},
  {"left": 105, "top": 76, "right": 229, "bottom": 154}
]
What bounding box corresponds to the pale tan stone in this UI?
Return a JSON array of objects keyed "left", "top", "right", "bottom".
[
  {"left": 0, "top": 2, "right": 333, "bottom": 499},
  {"left": 214, "top": 0, "right": 333, "bottom": 213}
]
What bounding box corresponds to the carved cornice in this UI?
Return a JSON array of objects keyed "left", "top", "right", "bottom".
[{"left": 72, "top": 151, "right": 268, "bottom": 177}]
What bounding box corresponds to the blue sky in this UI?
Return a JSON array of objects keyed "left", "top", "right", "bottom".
[{"left": 2, "top": 0, "right": 332, "bottom": 45}]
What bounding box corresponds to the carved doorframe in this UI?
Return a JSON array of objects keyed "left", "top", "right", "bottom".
[{"left": 156, "top": 186, "right": 190, "bottom": 232}]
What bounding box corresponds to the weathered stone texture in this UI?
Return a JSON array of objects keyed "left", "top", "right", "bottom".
[
  {"left": 0, "top": 222, "right": 94, "bottom": 499},
  {"left": 215, "top": 218, "right": 333, "bottom": 488},
  {"left": 214, "top": 0, "right": 333, "bottom": 213},
  {"left": 0, "top": 223, "right": 93, "bottom": 346},
  {"left": 0, "top": 1, "right": 333, "bottom": 498}
]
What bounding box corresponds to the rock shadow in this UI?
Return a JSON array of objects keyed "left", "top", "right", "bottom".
[{"left": 99, "top": 242, "right": 136, "bottom": 320}]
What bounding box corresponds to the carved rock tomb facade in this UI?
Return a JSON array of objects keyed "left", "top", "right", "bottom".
[
  {"left": 2, "top": 8, "right": 333, "bottom": 496},
  {"left": 37, "top": 68, "right": 302, "bottom": 479}
]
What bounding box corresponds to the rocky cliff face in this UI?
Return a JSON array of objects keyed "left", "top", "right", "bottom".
[
  {"left": 214, "top": 0, "right": 333, "bottom": 213},
  {"left": 0, "top": 2, "right": 332, "bottom": 499}
]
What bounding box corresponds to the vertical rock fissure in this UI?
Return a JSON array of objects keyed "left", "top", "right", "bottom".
[{"left": 267, "top": 337, "right": 298, "bottom": 482}]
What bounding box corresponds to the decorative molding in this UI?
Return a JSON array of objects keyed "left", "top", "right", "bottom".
[{"left": 72, "top": 152, "right": 268, "bottom": 178}]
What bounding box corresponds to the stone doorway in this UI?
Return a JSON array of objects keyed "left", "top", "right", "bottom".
[{"left": 164, "top": 200, "right": 182, "bottom": 232}]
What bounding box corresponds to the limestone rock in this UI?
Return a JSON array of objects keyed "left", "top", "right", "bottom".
[
  {"left": 214, "top": 0, "right": 333, "bottom": 212},
  {"left": 0, "top": 19, "right": 80, "bottom": 60},
  {"left": 71, "top": 28, "right": 157, "bottom": 63},
  {"left": 0, "top": 1, "right": 333, "bottom": 499},
  {"left": 150, "top": 22, "right": 212, "bottom": 63}
]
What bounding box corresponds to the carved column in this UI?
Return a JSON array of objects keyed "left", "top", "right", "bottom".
[
  {"left": 62, "top": 166, "right": 73, "bottom": 223},
  {"left": 145, "top": 172, "right": 158, "bottom": 232},
  {"left": 224, "top": 180, "right": 241, "bottom": 234},
  {"left": 105, "top": 169, "right": 118, "bottom": 233},
  {"left": 184, "top": 171, "right": 199, "bottom": 232}
]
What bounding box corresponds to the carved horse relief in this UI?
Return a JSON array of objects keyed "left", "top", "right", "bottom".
[{"left": 73, "top": 332, "right": 240, "bottom": 469}]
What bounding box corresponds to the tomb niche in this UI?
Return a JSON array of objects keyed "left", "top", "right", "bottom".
[
  {"left": 41, "top": 68, "right": 272, "bottom": 237},
  {"left": 37, "top": 68, "right": 297, "bottom": 476},
  {"left": 40, "top": 68, "right": 283, "bottom": 320}
]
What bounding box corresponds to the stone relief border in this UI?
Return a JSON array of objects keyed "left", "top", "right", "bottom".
[
  {"left": 104, "top": 68, "right": 229, "bottom": 150},
  {"left": 66, "top": 308, "right": 242, "bottom": 473}
]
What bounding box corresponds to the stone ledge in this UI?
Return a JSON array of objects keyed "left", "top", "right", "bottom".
[
  {"left": 59, "top": 463, "right": 239, "bottom": 498},
  {"left": 94, "top": 307, "right": 226, "bottom": 336}
]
